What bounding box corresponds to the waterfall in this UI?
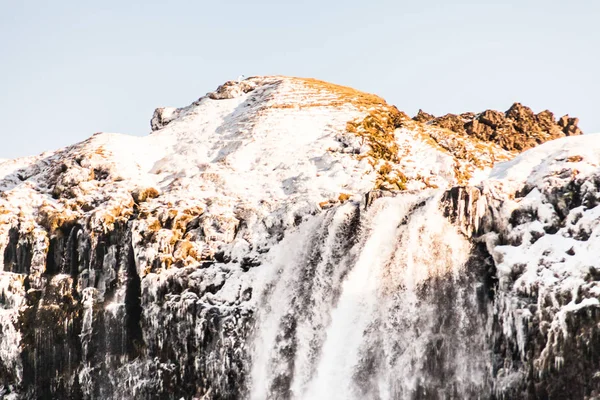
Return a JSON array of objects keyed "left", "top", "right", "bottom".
[{"left": 250, "top": 191, "right": 492, "bottom": 400}]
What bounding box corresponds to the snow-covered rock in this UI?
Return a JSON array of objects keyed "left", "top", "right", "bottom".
[
  {"left": 0, "top": 76, "right": 596, "bottom": 399},
  {"left": 444, "top": 134, "right": 600, "bottom": 397},
  {"left": 479, "top": 134, "right": 600, "bottom": 397},
  {"left": 150, "top": 107, "right": 179, "bottom": 131}
]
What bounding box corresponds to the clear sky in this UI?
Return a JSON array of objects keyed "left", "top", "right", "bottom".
[{"left": 1, "top": 1, "right": 598, "bottom": 159}]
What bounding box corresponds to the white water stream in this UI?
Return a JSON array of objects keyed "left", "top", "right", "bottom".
[{"left": 250, "top": 193, "right": 491, "bottom": 400}]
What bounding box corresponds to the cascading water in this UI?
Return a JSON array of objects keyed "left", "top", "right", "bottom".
[{"left": 250, "top": 191, "right": 492, "bottom": 400}]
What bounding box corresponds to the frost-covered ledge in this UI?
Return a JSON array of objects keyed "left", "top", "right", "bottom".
[{"left": 441, "top": 134, "right": 600, "bottom": 398}]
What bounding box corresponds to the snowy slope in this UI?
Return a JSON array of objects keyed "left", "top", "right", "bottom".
[
  {"left": 1, "top": 78, "right": 363, "bottom": 269},
  {"left": 0, "top": 76, "right": 495, "bottom": 276}
]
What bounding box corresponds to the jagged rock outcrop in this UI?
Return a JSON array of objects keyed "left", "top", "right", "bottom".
[
  {"left": 413, "top": 109, "right": 435, "bottom": 123},
  {"left": 558, "top": 114, "right": 583, "bottom": 136},
  {"left": 414, "top": 102, "right": 583, "bottom": 152}
]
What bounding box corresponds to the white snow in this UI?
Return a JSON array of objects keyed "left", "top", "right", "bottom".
[
  {"left": 0, "top": 76, "right": 478, "bottom": 278},
  {"left": 0, "top": 78, "right": 368, "bottom": 278},
  {"left": 0, "top": 77, "right": 371, "bottom": 239},
  {"left": 489, "top": 132, "right": 600, "bottom": 189},
  {"left": 483, "top": 132, "right": 600, "bottom": 374}
]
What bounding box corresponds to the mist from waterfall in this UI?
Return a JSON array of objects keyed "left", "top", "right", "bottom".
[{"left": 250, "top": 192, "right": 492, "bottom": 400}]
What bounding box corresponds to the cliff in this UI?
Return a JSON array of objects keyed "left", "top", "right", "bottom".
[{"left": 0, "top": 76, "right": 596, "bottom": 400}]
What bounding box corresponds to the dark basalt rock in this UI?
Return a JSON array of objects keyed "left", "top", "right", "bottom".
[
  {"left": 0, "top": 213, "right": 255, "bottom": 400},
  {"left": 0, "top": 114, "right": 595, "bottom": 400},
  {"left": 0, "top": 178, "right": 597, "bottom": 399},
  {"left": 150, "top": 107, "right": 179, "bottom": 131},
  {"left": 3, "top": 226, "right": 32, "bottom": 274}
]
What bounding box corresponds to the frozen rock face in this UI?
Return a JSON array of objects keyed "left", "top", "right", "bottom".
[
  {"left": 443, "top": 134, "right": 600, "bottom": 398},
  {"left": 481, "top": 135, "right": 600, "bottom": 399},
  {"left": 0, "top": 76, "right": 472, "bottom": 399},
  {"left": 0, "top": 76, "right": 598, "bottom": 399}
]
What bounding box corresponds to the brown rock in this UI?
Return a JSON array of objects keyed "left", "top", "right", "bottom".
[
  {"left": 390, "top": 106, "right": 411, "bottom": 126},
  {"left": 465, "top": 119, "right": 496, "bottom": 141},
  {"left": 506, "top": 103, "right": 535, "bottom": 121},
  {"left": 413, "top": 109, "right": 435, "bottom": 123},
  {"left": 558, "top": 115, "right": 583, "bottom": 136},
  {"left": 418, "top": 102, "right": 583, "bottom": 153},
  {"left": 505, "top": 103, "right": 538, "bottom": 135},
  {"left": 431, "top": 114, "right": 467, "bottom": 135},
  {"left": 537, "top": 110, "right": 564, "bottom": 137},
  {"left": 536, "top": 110, "right": 555, "bottom": 127},
  {"left": 479, "top": 110, "right": 505, "bottom": 129},
  {"left": 208, "top": 80, "right": 257, "bottom": 100}
]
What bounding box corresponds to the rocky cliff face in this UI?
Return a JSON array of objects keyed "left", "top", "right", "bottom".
[
  {"left": 480, "top": 139, "right": 600, "bottom": 399},
  {"left": 0, "top": 76, "right": 596, "bottom": 399}
]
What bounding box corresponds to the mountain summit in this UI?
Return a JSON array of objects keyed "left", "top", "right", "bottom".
[
  {"left": 0, "top": 76, "right": 597, "bottom": 399},
  {"left": 0, "top": 76, "right": 517, "bottom": 268}
]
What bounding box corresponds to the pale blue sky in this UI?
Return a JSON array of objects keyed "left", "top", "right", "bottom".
[{"left": 1, "top": 1, "right": 598, "bottom": 159}]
